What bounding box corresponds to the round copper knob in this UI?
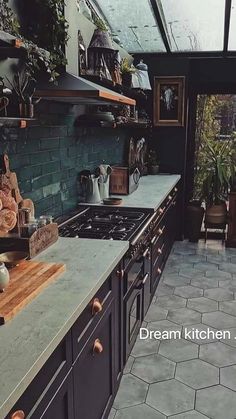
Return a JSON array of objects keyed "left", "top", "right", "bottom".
[
  {"left": 174, "top": 187, "right": 178, "bottom": 192},
  {"left": 157, "top": 268, "right": 162, "bottom": 274},
  {"left": 92, "top": 298, "right": 103, "bottom": 315},
  {"left": 11, "top": 411, "right": 25, "bottom": 419},
  {"left": 93, "top": 339, "right": 103, "bottom": 354},
  {"left": 158, "top": 208, "right": 164, "bottom": 215},
  {"left": 158, "top": 228, "right": 163, "bottom": 235},
  {"left": 116, "top": 269, "right": 124, "bottom": 279},
  {"left": 158, "top": 248, "right": 162, "bottom": 255},
  {"left": 168, "top": 195, "right": 172, "bottom": 201}
]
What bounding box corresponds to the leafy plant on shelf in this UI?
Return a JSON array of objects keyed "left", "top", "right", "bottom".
[{"left": 120, "top": 58, "right": 136, "bottom": 75}]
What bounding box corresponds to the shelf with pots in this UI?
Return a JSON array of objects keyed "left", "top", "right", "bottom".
[
  {"left": 0, "top": 30, "right": 26, "bottom": 59},
  {"left": 0, "top": 117, "right": 37, "bottom": 128}
]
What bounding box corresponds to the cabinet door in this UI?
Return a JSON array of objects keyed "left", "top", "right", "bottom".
[
  {"left": 124, "top": 283, "right": 143, "bottom": 361},
  {"left": 40, "top": 372, "right": 74, "bottom": 419},
  {"left": 73, "top": 300, "right": 115, "bottom": 419}
]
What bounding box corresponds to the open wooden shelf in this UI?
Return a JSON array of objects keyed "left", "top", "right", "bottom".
[
  {"left": 0, "top": 30, "right": 26, "bottom": 59},
  {"left": 0, "top": 117, "right": 38, "bottom": 128}
]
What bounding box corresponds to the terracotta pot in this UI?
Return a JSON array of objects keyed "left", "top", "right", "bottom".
[
  {"left": 205, "top": 202, "right": 227, "bottom": 225},
  {"left": 186, "top": 203, "right": 205, "bottom": 242}
]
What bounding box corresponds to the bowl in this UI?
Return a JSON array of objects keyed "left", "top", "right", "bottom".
[
  {"left": 103, "top": 198, "right": 123, "bottom": 206},
  {"left": 0, "top": 251, "right": 29, "bottom": 268}
]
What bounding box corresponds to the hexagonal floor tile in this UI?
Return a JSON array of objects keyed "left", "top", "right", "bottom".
[
  {"left": 219, "top": 262, "right": 236, "bottom": 275},
  {"left": 219, "top": 279, "right": 236, "bottom": 293},
  {"left": 108, "top": 408, "right": 116, "bottom": 419},
  {"left": 123, "top": 356, "right": 134, "bottom": 374},
  {"left": 202, "top": 311, "right": 236, "bottom": 329},
  {"left": 193, "top": 262, "right": 219, "bottom": 272},
  {"left": 183, "top": 323, "right": 219, "bottom": 344},
  {"left": 191, "top": 277, "right": 219, "bottom": 289},
  {"left": 131, "top": 353, "right": 175, "bottom": 383},
  {"left": 220, "top": 365, "right": 236, "bottom": 391},
  {"left": 220, "top": 327, "right": 236, "bottom": 348},
  {"left": 206, "top": 269, "right": 232, "bottom": 280},
  {"left": 144, "top": 303, "right": 168, "bottom": 322},
  {"left": 163, "top": 274, "right": 191, "bottom": 287},
  {"left": 196, "top": 385, "right": 236, "bottom": 418},
  {"left": 146, "top": 379, "right": 195, "bottom": 416},
  {"left": 204, "top": 288, "right": 234, "bottom": 301},
  {"left": 179, "top": 268, "right": 203, "bottom": 279},
  {"left": 155, "top": 282, "right": 175, "bottom": 296},
  {"left": 175, "top": 359, "right": 219, "bottom": 389},
  {"left": 167, "top": 308, "right": 201, "bottom": 326},
  {"left": 131, "top": 335, "right": 160, "bottom": 358},
  {"left": 219, "top": 300, "right": 236, "bottom": 317},
  {"left": 115, "top": 404, "right": 165, "bottom": 419},
  {"left": 187, "top": 297, "right": 218, "bottom": 313},
  {"left": 155, "top": 295, "right": 186, "bottom": 309},
  {"left": 174, "top": 285, "right": 203, "bottom": 298},
  {"left": 200, "top": 342, "right": 236, "bottom": 367},
  {"left": 170, "top": 411, "right": 209, "bottom": 419},
  {"left": 159, "top": 338, "right": 198, "bottom": 362},
  {"left": 113, "top": 374, "right": 148, "bottom": 409},
  {"left": 147, "top": 320, "right": 182, "bottom": 338}
]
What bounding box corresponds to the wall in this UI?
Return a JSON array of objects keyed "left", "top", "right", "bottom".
[{"left": 0, "top": 101, "right": 128, "bottom": 217}]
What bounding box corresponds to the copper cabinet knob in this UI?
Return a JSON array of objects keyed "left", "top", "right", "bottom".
[
  {"left": 168, "top": 195, "right": 172, "bottom": 201},
  {"left": 157, "top": 268, "right": 162, "bottom": 274},
  {"left": 93, "top": 339, "right": 103, "bottom": 354},
  {"left": 92, "top": 298, "right": 103, "bottom": 315},
  {"left": 11, "top": 411, "right": 25, "bottom": 419},
  {"left": 158, "top": 208, "right": 164, "bottom": 214},
  {"left": 116, "top": 269, "right": 124, "bottom": 279},
  {"left": 158, "top": 248, "right": 162, "bottom": 255},
  {"left": 158, "top": 228, "right": 163, "bottom": 235},
  {"left": 174, "top": 187, "right": 178, "bottom": 192}
]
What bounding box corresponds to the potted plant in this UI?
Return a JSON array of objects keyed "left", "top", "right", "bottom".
[
  {"left": 120, "top": 58, "right": 135, "bottom": 88},
  {"left": 147, "top": 149, "right": 159, "bottom": 175},
  {"left": 201, "top": 140, "right": 236, "bottom": 226},
  {"left": 186, "top": 197, "right": 205, "bottom": 242}
]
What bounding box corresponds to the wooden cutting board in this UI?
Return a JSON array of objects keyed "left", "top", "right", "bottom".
[{"left": 0, "top": 260, "right": 66, "bottom": 325}]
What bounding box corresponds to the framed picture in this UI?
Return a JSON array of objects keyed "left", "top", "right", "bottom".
[{"left": 154, "top": 76, "right": 185, "bottom": 126}]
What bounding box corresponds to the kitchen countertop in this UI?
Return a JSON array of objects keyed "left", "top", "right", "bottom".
[{"left": 0, "top": 238, "right": 129, "bottom": 417}]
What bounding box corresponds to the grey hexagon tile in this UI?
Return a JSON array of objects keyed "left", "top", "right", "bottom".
[
  {"left": 155, "top": 295, "right": 187, "bottom": 309},
  {"left": 220, "top": 365, "right": 236, "bottom": 391},
  {"left": 123, "top": 356, "right": 134, "bottom": 374},
  {"left": 146, "top": 379, "right": 195, "bottom": 416},
  {"left": 218, "top": 280, "right": 236, "bottom": 293},
  {"left": 144, "top": 303, "right": 168, "bottom": 322},
  {"left": 170, "top": 411, "right": 209, "bottom": 419},
  {"left": 204, "top": 288, "right": 234, "bottom": 301},
  {"left": 173, "top": 248, "right": 196, "bottom": 256},
  {"left": 159, "top": 338, "right": 198, "bottom": 362},
  {"left": 167, "top": 308, "right": 201, "bottom": 326},
  {"left": 147, "top": 319, "right": 182, "bottom": 337},
  {"left": 175, "top": 359, "right": 219, "bottom": 389},
  {"left": 207, "top": 254, "right": 231, "bottom": 264},
  {"left": 131, "top": 335, "right": 160, "bottom": 358},
  {"left": 155, "top": 282, "right": 175, "bottom": 296},
  {"left": 206, "top": 269, "right": 232, "bottom": 280},
  {"left": 108, "top": 408, "right": 117, "bottom": 419},
  {"left": 220, "top": 327, "right": 236, "bottom": 348},
  {"left": 115, "top": 404, "right": 165, "bottom": 419},
  {"left": 219, "top": 262, "right": 236, "bottom": 275},
  {"left": 174, "top": 285, "right": 203, "bottom": 298},
  {"left": 200, "top": 342, "right": 236, "bottom": 367},
  {"left": 183, "top": 323, "right": 219, "bottom": 344},
  {"left": 166, "top": 262, "right": 194, "bottom": 271},
  {"left": 113, "top": 374, "right": 148, "bottom": 409},
  {"left": 230, "top": 255, "right": 236, "bottom": 264},
  {"left": 163, "top": 274, "right": 191, "bottom": 287},
  {"left": 202, "top": 311, "right": 236, "bottom": 329},
  {"left": 219, "top": 300, "right": 236, "bottom": 317},
  {"left": 187, "top": 297, "right": 218, "bottom": 313},
  {"left": 194, "top": 262, "right": 219, "bottom": 272},
  {"left": 191, "top": 277, "right": 219, "bottom": 289},
  {"left": 196, "top": 385, "right": 236, "bottom": 418},
  {"left": 179, "top": 267, "right": 203, "bottom": 279},
  {"left": 185, "top": 255, "right": 207, "bottom": 264},
  {"left": 131, "top": 353, "right": 175, "bottom": 383}
]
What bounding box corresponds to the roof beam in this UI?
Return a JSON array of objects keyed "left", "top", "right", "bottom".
[
  {"left": 149, "top": 0, "right": 171, "bottom": 53},
  {"left": 223, "top": 0, "right": 232, "bottom": 53}
]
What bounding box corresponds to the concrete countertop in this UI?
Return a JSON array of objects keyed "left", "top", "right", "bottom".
[{"left": 0, "top": 238, "right": 129, "bottom": 417}]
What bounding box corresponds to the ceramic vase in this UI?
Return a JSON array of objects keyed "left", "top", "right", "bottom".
[{"left": 0, "top": 262, "right": 10, "bottom": 292}]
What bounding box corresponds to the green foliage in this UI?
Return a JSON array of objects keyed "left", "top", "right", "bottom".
[
  {"left": 120, "top": 58, "right": 135, "bottom": 75},
  {"left": 93, "top": 16, "right": 108, "bottom": 32}
]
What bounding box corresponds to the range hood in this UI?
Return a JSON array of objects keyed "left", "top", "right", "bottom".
[{"left": 34, "top": 73, "right": 136, "bottom": 106}]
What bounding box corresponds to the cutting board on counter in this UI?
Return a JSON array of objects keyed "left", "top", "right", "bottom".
[{"left": 0, "top": 260, "right": 66, "bottom": 325}]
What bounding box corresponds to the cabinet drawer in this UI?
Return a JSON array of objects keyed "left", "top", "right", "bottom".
[
  {"left": 72, "top": 274, "right": 113, "bottom": 362},
  {"left": 7, "top": 333, "right": 72, "bottom": 418}
]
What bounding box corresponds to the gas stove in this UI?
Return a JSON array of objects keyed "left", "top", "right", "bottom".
[{"left": 58, "top": 206, "right": 153, "bottom": 243}]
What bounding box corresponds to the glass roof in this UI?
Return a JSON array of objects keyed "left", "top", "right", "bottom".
[
  {"left": 229, "top": 0, "right": 236, "bottom": 50},
  {"left": 91, "top": 0, "right": 236, "bottom": 55},
  {"left": 158, "top": 0, "right": 225, "bottom": 52}
]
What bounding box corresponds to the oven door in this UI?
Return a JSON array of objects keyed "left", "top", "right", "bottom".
[{"left": 124, "top": 278, "right": 143, "bottom": 362}]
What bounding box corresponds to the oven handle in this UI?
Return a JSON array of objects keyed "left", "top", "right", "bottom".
[
  {"left": 131, "top": 212, "right": 156, "bottom": 246},
  {"left": 136, "top": 273, "right": 149, "bottom": 289}
]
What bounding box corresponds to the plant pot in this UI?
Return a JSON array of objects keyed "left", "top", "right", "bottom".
[
  {"left": 149, "top": 165, "right": 159, "bottom": 175},
  {"left": 205, "top": 202, "right": 227, "bottom": 226},
  {"left": 186, "top": 202, "right": 205, "bottom": 242},
  {"left": 122, "top": 73, "right": 132, "bottom": 87}
]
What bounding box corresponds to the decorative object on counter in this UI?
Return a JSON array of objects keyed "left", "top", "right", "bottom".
[
  {"left": 135, "top": 60, "right": 152, "bottom": 91},
  {"left": 0, "top": 262, "right": 9, "bottom": 292},
  {"left": 154, "top": 76, "right": 185, "bottom": 126},
  {"left": 186, "top": 200, "right": 205, "bottom": 243},
  {"left": 0, "top": 77, "right": 12, "bottom": 117},
  {"left": 0, "top": 251, "right": 28, "bottom": 268},
  {"left": 109, "top": 166, "right": 140, "bottom": 195},
  {"left": 120, "top": 58, "right": 135, "bottom": 88},
  {"left": 0, "top": 260, "right": 65, "bottom": 325},
  {"left": 99, "top": 164, "right": 112, "bottom": 200},
  {"left": 147, "top": 149, "right": 159, "bottom": 175},
  {"left": 79, "top": 170, "right": 101, "bottom": 203},
  {"left": 103, "top": 197, "right": 122, "bottom": 206}
]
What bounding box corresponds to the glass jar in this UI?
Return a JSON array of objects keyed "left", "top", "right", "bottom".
[{"left": 0, "top": 262, "right": 10, "bottom": 292}]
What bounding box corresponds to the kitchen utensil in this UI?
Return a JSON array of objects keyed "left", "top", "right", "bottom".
[
  {"left": 0, "top": 260, "right": 65, "bottom": 325},
  {"left": 80, "top": 172, "right": 101, "bottom": 203},
  {"left": 0, "top": 251, "right": 28, "bottom": 268},
  {"left": 103, "top": 198, "right": 122, "bottom": 206},
  {"left": 0, "top": 262, "right": 9, "bottom": 292},
  {"left": 94, "top": 166, "right": 101, "bottom": 178},
  {"left": 98, "top": 164, "right": 112, "bottom": 200}
]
